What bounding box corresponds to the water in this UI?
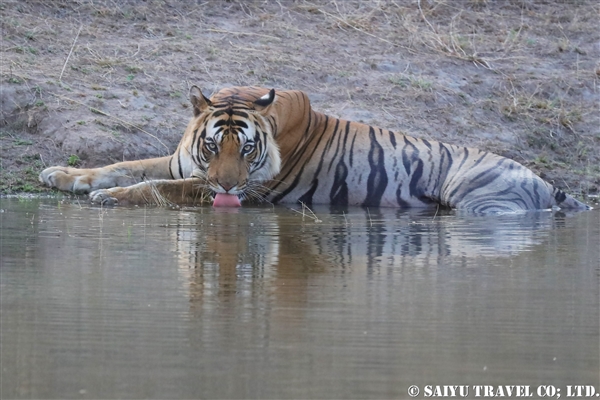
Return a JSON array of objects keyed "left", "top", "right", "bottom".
[{"left": 1, "top": 198, "right": 598, "bottom": 399}]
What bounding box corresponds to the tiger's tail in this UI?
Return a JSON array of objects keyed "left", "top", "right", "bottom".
[{"left": 551, "top": 186, "right": 592, "bottom": 210}]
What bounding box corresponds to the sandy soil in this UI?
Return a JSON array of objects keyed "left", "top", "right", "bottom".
[{"left": 1, "top": 0, "right": 598, "bottom": 201}]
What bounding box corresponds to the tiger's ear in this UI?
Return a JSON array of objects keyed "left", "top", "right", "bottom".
[
  {"left": 253, "top": 89, "right": 276, "bottom": 111},
  {"left": 189, "top": 85, "right": 211, "bottom": 116}
]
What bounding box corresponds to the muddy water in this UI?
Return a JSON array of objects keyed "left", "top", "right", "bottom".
[{"left": 1, "top": 199, "right": 598, "bottom": 399}]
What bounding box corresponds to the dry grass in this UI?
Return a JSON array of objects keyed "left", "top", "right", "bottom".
[{"left": 290, "top": 202, "right": 323, "bottom": 223}]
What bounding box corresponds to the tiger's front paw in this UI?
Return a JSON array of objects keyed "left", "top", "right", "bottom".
[
  {"left": 90, "top": 189, "right": 119, "bottom": 206},
  {"left": 39, "top": 166, "right": 93, "bottom": 193}
]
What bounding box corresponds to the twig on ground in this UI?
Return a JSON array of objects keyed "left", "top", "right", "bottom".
[
  {"left": 207, "top": 28, "right": 282, "bottom": 41},
  {"left": 59, "top": 25, "right": 82, "bottom": 82}
]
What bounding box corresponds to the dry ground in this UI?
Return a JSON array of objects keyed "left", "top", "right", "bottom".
[{"left": 1, "top": 0, "right": 599, "bottom": 201}]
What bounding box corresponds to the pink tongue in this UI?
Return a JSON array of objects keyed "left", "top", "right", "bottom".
[{"left": 213, "top": 193, "right": 242, "bottom": 207}]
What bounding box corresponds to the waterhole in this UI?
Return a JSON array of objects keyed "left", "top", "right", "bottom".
[{"left": 1, "top": 199, "right": 598, "bottom": 398}]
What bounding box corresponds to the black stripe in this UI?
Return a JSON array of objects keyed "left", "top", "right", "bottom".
[
  {"left": 432, "top": 142, "right": 453, "bottom": 196},
  {"left": 349, "top": 132, "right": 357, "bottom": 168},
  {"left": 470, "top": 150, "right": 489, "bottom": 169},
  {"left": 196, "top": 128, "right": 206, "bottom": 165},
  {"left": 456, "top": 147, "right": 470, "bottom": 170},
  {"left": 253, "top": 129, "right": 268, "bottom": 172},
  {"left": 554, "top": 189, "right": 566, "bottom": 203},
  {"left": 517, "top": 172, "right": 537, "bottom": 208},
  {"left": 408, "top": 159, "right": 435, "bottom": 204},
  {"left": 234, "top": 119, "right": 248, "bottom": 128},
  {"left": 408, "top": 159, "right": 423, "bottom": 197},
  {"left": 468, "top": 156, "right": 506, "bottom": 182},
  {"left": 177, "top": 151, "right": 184, "bottom": 178},
  {"left": 441, "top": 146, "right": 469, "bottom": 197},
  {"left": 168, "top": 156, "right": 175, "bottom": 179},
  {"left": 302, "top": 111, "right": 312, "bottom": 137},
  {"left": 291, "top": 115, "right": 326, "bottom": 168},
  {"left": 469, "top": 186, "right": 529, "bottom": 210},
  {"left": 449, "top": 157, "right": 507, "bottom": 203},
  {"left": 322, "top": 118, "right": 340, "bottom": 156},
  {"left": 395, "top": 183, "right": 412, "bottom": 208},
  {"left": 402, "top": 136, "right": 418, "bottom": 175},
  {"left": 268, "top": 115, "right": 277, "bottom": 137},
  {"left": 298, "top": 179, "right": 319, "bottom": 207},
  {"left": 232, "top": 110, "right": 249, "bottom": 118},
  {"left": 192, "top": 129, "right": 202, "bottom": 165},
  {"left": 362, "top": 127, "right": 388, "bottom": 207},
  {"left": 446, "top": 151, "right": 493, "bottom": 201},
  {"left": 330, "top": 159, "right": 349, "bottom": 206},
  {"left": 327, "top": 120, "right": 347, "bottom": 173},
  {"left": 389, "top": 131, "right": 396, "bottom": 149},
  {"left": 270, "top": 115, "right": 331, "bottom": 202},
  {"left": 531, "top": 177, "right": 541, "bottom": 208}
]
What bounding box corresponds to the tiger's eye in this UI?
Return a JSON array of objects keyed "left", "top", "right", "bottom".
[
  {"left": 243, "top": 144, "right": 254, "bottom": 154},
  {"left": 205, "top": 142, "right": 217, "bottom": 152}
]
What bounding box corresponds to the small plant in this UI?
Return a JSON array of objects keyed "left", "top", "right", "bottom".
[
  {"left": 21, "top": 183, "right": 37, "bottom": 192},
  {"left": 389, "top": 76, "right": 409, "bottom": 88},
  {"left": 14, "top": 139, "right": 33, "bottom": 146},
  {"left": 388, "top": 74, "right": 432, "bottom": 91},
  {"left": 67, "top": 154, "right": 81, "bottom": 166},
  {"left": 125, "top": 65, "right": 142, "bottom": 73},
  {"left": 411, "top": 77, "right": 432, "bottom": 91}
]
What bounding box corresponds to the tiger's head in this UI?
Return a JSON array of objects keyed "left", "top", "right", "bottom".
[{"left": 187, "top": 86, "right": 281, "bottom": 205}]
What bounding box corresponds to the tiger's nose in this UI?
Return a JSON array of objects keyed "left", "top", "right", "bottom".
[{"left": 218, "top": 180, "right": 237, "bottom": 192}]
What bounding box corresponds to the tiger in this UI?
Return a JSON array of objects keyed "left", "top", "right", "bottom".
[{"left": 39, "top": 85, "right": 591, "bottom": 213}]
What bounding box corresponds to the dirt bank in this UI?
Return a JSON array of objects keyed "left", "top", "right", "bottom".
[{"left": 1, "top": 1, "right": 598, "bottom": 201}]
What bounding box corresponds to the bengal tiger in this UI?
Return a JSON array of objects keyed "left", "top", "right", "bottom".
[{"left": 39, "top": 85, "right": 591, "bottom": 213}]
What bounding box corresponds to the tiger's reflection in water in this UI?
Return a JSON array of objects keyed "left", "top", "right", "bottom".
[
  {"left": 170, "top": 207, "right": 560, "bottom": 312},
  {"left": 7, "top": 200, "right": 595, "bottom": 398}
]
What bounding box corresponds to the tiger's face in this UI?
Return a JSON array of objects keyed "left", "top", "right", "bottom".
[{"left": 188, "top": 86, "right": 281, "bottom": 203}]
